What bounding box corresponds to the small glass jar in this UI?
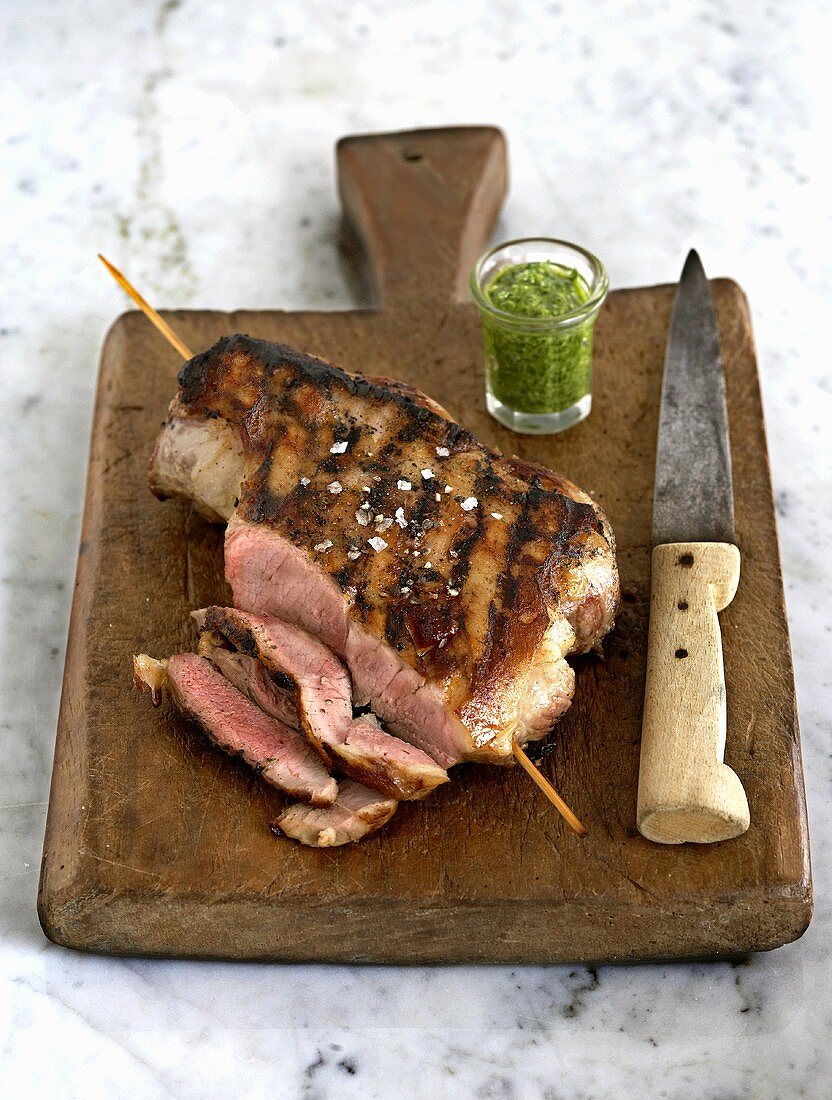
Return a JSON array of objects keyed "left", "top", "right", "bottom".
[{"left": 470, "top": 238, "right": 609, "bottom": 434}]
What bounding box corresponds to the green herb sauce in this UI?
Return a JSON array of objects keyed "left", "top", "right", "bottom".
[{"left": 482, "top": 260, "right": 595, "bottom": 414}]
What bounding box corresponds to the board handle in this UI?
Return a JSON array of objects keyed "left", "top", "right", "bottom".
[
  {"left": 637, "top": 542, "right": 750, "bottom": 844},
  {"left": 337, "top": 126, "right": 508, "bottom": 310}
]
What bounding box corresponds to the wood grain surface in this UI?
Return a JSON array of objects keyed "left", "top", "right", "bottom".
[{"left": 38, "top": 126, "right": 811, "bottom": 963}]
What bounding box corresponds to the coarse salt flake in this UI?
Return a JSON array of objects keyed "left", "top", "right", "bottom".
[
  {"left": 444, "top": 484, "right": 453, "bottom": 493},
  {"left": 491, "top": 511, "right": 503, "bottom": 520},
  {"left": 314, "top": 540, "right": 333, "bottom": 552},
  {"left": 300, "top": 477, "right": 310, "bottom": 486},
  {"left": 376, "top": 517, "right": 393, "bottom": 533},
  {"left": 421, "top": 468, "right": 434, "bottom": 480},
  {"left": 330, "top": 441, "right": 348, "bottom": 454},
  {"left": 328, "top": 481, "right": 343, "bottom": 494},
  {"left": 347, "top": 549, "right": 361, "bottom": 560},
  {"left": 435, "top": 446, "right": 450, "bottom": 457},
  {"left": 356, "top": 510, "right": 369, "bottom": 526},
  {"left": 448, "top": 587, "right": 460, "bottom": 596},
  {"left": 368, "top": 536, "right": 388, "bottom": 553},
  {"left": 397, "top": 479, "right": 412, "bottom": 490},
  {"left": 460, "top": 496, "right": 478, "bottom": 511},
  {"left": 435, "top": 492, "right": 441, "bottom": 502},
  {"left": 395, "top": 507, "right": 407, "bottom": 528}
]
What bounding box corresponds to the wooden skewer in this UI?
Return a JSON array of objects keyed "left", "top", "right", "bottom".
[
  {"left": 512, "top": 740, "right": 587, "bottom": 836},
  {"left": 98, "top": 254, "right": 195, "bottom": 360},
  {"left": 98, "top": 255, "right": 587, "bottom": 837}
]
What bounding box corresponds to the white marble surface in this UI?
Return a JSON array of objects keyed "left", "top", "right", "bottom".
[{"left": 2, "top": 0, "right": 830, "bottom": 1096}]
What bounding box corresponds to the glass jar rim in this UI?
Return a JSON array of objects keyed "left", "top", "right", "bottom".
[{"left": 469, "top": 237, "right": 609, "bottom": 328}]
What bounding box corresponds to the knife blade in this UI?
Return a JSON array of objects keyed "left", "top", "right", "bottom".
[
  {"left": 637, "top": 250, "right": 750, "bottom": 845},
  {"left": 652, "top": 249, "right": 735, "bottom": 546}
]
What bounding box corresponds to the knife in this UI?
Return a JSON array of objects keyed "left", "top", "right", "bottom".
[{"left": 636, "top": 250, "right": 750, "bottom": 845}]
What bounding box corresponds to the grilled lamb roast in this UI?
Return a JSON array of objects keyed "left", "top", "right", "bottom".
[
  {"left": 150, "top": 336, "right": 618, "bottom": 760},
  {"left": 139, "top": 335, "right": 618, "bottom": 845}
]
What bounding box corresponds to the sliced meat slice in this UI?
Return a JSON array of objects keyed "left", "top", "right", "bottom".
[
  {"left": 196, "top": 627, "right": 300, "bottom": 730},
  {"left": 133, "top": 651, "right": 338, "bottom": 806},
  {"left": 198, "top": 606, "right": 450, "bottom": 801},
  {"left": 273, "top": 779, "right": 398, "bottom": 847}
]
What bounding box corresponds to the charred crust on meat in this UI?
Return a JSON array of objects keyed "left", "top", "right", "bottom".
[
  {"left": 385, "top": 603, "right": 408, "bottom": 650},
  {"left": 203, "top": 607, "right": 260, "bottom": 659},
  {"left": 333, "top": 565, "right": 353, "bottom": 589},
  {"left": 352, "top": 587, "right": 370, "bottom": 614},
  {"left": 269, "top": 669, "right": 295, "bottom": 693},
  {"left": 176, "top": 334, "right": 479, "bottom": 442},
  {"left": 201, "top": 607, "right": 297, "bottom": 693}
]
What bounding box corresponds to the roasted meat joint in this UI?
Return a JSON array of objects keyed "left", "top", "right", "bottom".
[{"left": 134, "top": 335, "right": 619, "bottom": 845}]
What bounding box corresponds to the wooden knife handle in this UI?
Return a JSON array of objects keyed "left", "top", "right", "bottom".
[
  {"left": 336, "top": 126, "right": 507, "bottom": 309},
  {"left": 637, "top": 542, "right": 750, "bottom": 844}
]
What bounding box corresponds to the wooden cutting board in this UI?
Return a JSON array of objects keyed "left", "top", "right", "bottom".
[{"left": 39, "top": 127, "right": 811, "bottom": 963}]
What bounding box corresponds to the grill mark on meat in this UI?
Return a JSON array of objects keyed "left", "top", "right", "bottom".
[
  {"left": 397, "top": 417, "right": 427, "bottom": 444},
  {"left": 447, "top": 519, "right": 482, "bottom": 592},
  {"left": 248, "top": 464, "right": 274, "bottom": 526},
  {"left": 384, "top": 600, "right": 407, "bottom": 652},
  {"left": 449, "top": 459, "right": 494, "bottom": 649}
]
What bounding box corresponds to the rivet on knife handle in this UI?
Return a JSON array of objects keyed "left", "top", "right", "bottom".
[{"left": 637, "top": 542, "right": 749, "bottom": 844}]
